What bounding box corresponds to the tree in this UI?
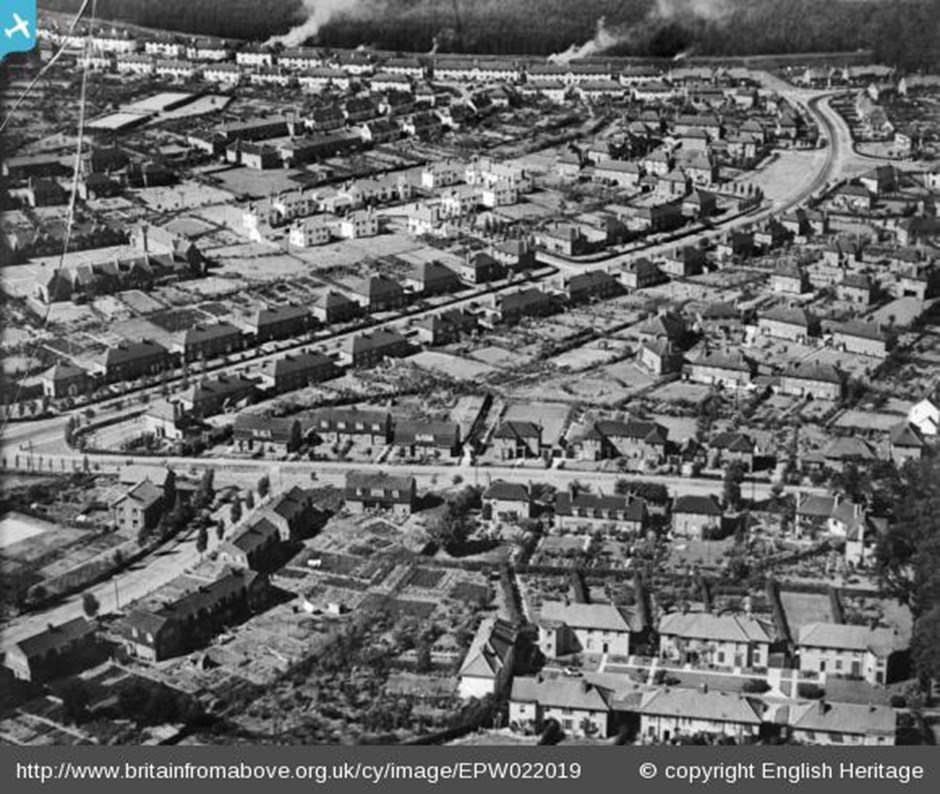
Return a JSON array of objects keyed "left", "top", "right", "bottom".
[
  {"left": 196, "top": 524, "right": 208, "bottom": 559},
  {"left": 245, "top": 490, "right": 255, "bottom": 510},
  {"left": 723, "top": 461, "right": 745, "bottom": 510},
  {"left": 193, "top": 468, "right": 215, "bottom": 510},
  {"left": 164, "top": 467, "right": 176, "bottom": 509},
  {"left": 82, "top": 592, "right": 100, "bottom": 618},
  {"left": 137, "top": 524, "right": 152, "bottom": 547},
  {"left": 60, "top": 679, "right": 91, "bottom": 724},
  {"left": 230, "top": 500, "right": 243, "bottom": 525},
  {"left": 216, "top": 521, "right": 225, "bottom": 541},
  {"left": 911, "top": 606, "right": 940, "bottom": 686},
  {"left": 257, "top": 475, "right": 270, "bottom": 499}
]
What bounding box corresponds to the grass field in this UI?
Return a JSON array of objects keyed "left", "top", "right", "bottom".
[{"left": 0, "top": 512, "right": 49, "bottom": 549}]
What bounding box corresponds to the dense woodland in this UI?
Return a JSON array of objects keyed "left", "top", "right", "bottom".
[{"left": 38, "top": 0, "right": 940, "bottom": 70}]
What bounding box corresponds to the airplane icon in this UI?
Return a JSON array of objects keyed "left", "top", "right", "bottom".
[{"left": 5, "top": 13, "right": 30, "bottom": 39}]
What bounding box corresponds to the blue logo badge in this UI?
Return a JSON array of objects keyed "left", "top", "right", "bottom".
[{"left": 1, "top": 0, "right": 37, "bottom": 61}]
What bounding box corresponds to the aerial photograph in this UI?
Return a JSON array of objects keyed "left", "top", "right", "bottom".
[{"left": 0, "top": 0, "right": 939, "bottom": 750}]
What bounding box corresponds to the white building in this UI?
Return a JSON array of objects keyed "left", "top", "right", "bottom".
[
  {"left": 797, "top": 622, "right": 905, "bottom": 686},
  {"left": 637, "top": 688, "right": 763, "bottom": 743},
  {"left": 290, "top": 215, "right": 333, "bottom": 248},
  {"left": 537, "top": 601, "right": 635, "bottom": 658},
  {"left": 457, "top": 616, "right": 517, "bottom": 700},
  {"left": 509, "top": 676, "right": 613, "bottom": 738},
  {"left": 334, "top": 209, "right": 378, "bottom": 239},
  {"left": 909, "top": 396, "right": 939, "bottom": 436}
]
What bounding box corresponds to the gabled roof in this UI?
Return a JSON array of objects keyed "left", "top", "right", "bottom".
[
  {"left": 824, "top": 436, "right": 876, "bottom": 461},
  {"left": 637, "top": 689, "right": 762, "bottom": 725},
  {"left": 554, "top": 491, "right": 647, "bottom": 523},
  {"left": 115, "top": 478, "right": 164, "bottom": 509},
  {"left": 458, "top": 616, "right": 517, "bottom": 679},
  {"left": 789, "top": 700, "right": 896, "bottom": 736},
  {"left": 493, "top": 420, "right": 542, "bottom": 441},
  {"left": 345, "top": 471, "right": 416, "bottom": 493},
  {"left": 709, "top": 431, "right": 756, "bottom": 454},
  {"left": 889, "top": 421, "right": 924, "bottom": 448},
  {"left": 760, "top": 306, "right": 813, "bottom": 328},
  {"left": 539, "top": 601, "right": 638, "bottom": 633},
  {"left": 688, "top": 349, "right": 751, "bottom": 373},
  {"left": 15, "top": 617, "right": 93, "bottom": 659},
  {"left": 659, "top": 611, "right": 774, "bottom": 644},
  {"left": 798, "top": 622, "right": 904, "bottom": 657},
  {"left": 223, "top": 517, "right": 281, "bottom": 556},
  {"left": 593, "top": 419, "right": 668, "bottom": 446},
  {"left": 782, "top": 360, "right": 842, "bottom": 385},
  {"left": 483, "top": 480, "right": 530, "bottom": 502},
  {"left": 673, "top": 494, "right": 722, "bottom": 516},
  {"left": 510, "top": 676, "right": 613, "bottom": 712}
]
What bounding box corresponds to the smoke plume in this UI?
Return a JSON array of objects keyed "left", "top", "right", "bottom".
[
  {"left": 268, "top": 0, "right": 362, "bottom": 47},
  {"left": 549, "top": 0, "right": 736, "bottom": 62},
  {"left": 548, "top": 17, "right": 621, "bottom": 64}
]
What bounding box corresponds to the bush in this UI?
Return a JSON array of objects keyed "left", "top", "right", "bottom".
[
  {"left": 797, "top": 683, "right": 825, "bottom": 699},
  {"left": 742, "top": 678, "right": 771, "bottom": 693},
  {"left": 890, "top": 695, "right": 907, "bottom": 709}
]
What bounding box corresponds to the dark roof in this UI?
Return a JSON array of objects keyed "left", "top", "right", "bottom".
[
  {"left": 555, "top": 491, "right": 647, "bottom": 521},
  {"left": 251, "top": 305, "right": 310, "bottom": 328},
  {"left": 483, "top": 480, "right": 530, "bottom": 502},
  {"left": 673, "top": 494, "right": 722, "bottom": 516},
  {"left": 15, "top": 617, "right": 93, "bottom": 659},
  {"left": 224, "top": 517, "right": 280, "bottom": 556},
  {"left": 592, "top": 419, "right": 668, "bottom": 446},
  {"left": 782, "top": 360, "right": 842, "bottom": 384},
  {"left": 709, "top": 431, "right": 756, "bottom": 453},
  {"left": 393, "top": 420, "right": 460, "bottom": 448},
  {"left": 493, "top": 420, "right": 542, "bottom": 441},
  {"left": 345, "top": 471, "right": 416, "bottom": 495}
]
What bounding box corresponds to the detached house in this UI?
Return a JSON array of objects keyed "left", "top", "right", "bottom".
[
  {"left": 483, "top": 480, "right": 532, "bottom": 520},
  {"left": 672, "top": 495, "right": 723, "bottom": 539}
]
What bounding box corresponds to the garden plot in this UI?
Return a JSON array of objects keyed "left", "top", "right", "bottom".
[
  {"left": 118, "top": 290, "right": 166, "bottom": 314},
  {"left": 469, "top": 345, "right": 533, "bottom": 369},
  {"left": 408, "top": 351, "right": 497, "bottom": 382},
  {"left": 504, "top": 401, "right": 571, "bottom": 447}
]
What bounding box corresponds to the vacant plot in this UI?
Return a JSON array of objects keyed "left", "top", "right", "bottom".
[
  {"left": 0, "top": 512, "right": 49, "bottom": 549},
  {"left": 779, "top": 590, "right": 834, "bottom": 637},
  {"left": 505, "top": 401, "right": 571, "bottom": 446},
  {"left": 135, "top": 182, "right": 233, "bottom": 211},
  {"left": 647, "top": 380, "right": 713, "bottom": 405},
  {"left": 469, "top": 346, "right": 533, "bottom": 369},
  {"left": 118, "top": 290, "right": 166, "bottom": 314},
  {"left": 407, "top": 351, "right": 496, "bottom": 381},
  {"left": 403, "top": 567, "right": 446, "bottom": 589}
]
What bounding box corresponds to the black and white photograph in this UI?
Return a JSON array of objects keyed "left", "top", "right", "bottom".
[{"left": 0, "top": 0, "right": 938, "bottom": 778}]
